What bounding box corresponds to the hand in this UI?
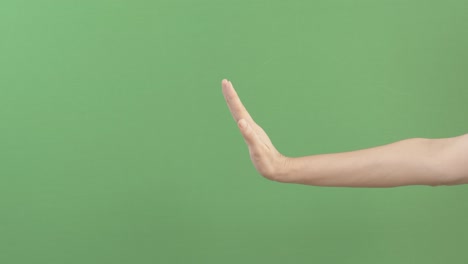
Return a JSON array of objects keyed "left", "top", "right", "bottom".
[{"left": 221, "top": 79, "right": 291, "bottom": 182}]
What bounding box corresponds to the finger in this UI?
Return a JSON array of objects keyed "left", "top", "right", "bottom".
[
  {"left": 238, "top": 119, "right": 260, "bottom": 150},
  {"left": 222, "top": 79, "right": 253, "bottom": 123}
]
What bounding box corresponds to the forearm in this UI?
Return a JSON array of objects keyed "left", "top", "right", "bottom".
[{"left": 283, "top": 135, "right": 468, "bottom": 187}]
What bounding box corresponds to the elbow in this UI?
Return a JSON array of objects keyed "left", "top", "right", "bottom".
[
  {"left": 439, "top": 171, "right": 468, "bottom": 186},
  {"left": 428, "top": 169, "right": 464, "bottom": 187},
  {"left": 433, "top": 134, "right": 468, "bottom": 186},
  {"left": 441, "top": 167, "right": 468, "bottom": 186}
]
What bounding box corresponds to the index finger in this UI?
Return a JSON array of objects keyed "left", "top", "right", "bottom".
[{"left": 222, "top": 79, "right": 253, "bottom": 123}]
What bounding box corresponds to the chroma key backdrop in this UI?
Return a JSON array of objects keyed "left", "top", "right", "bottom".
[{"left": 1, "top": 1, "right": 467, "bottom": 263}]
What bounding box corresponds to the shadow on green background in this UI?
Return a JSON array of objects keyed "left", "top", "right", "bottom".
[{"left": 1, "top": 0, "right": 467, "bottom": 263}]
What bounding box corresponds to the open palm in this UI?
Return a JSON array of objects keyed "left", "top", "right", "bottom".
[{"left": 221, "top": 79, "right": 290, "bottom": 182}]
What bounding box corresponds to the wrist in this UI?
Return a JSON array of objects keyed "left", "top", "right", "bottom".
[{"left": 272, "top": 155, "right": 297, "bottom": 183}]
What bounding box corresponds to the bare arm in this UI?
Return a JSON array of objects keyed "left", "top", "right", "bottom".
[
  {"left": 287, "top": 136, "right": 468, "bottom": 187},
  {"left": 221, "top": 79, "right": 468, "bottom": 187}
]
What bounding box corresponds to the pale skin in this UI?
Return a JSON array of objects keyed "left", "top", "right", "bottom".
[{"left": 221, "top": 79, "right": 468, "bottom": 187}]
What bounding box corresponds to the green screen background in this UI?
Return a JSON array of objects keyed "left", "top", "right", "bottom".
[{"left": 1, "top": 0, "right": 468, "bottom": 263}]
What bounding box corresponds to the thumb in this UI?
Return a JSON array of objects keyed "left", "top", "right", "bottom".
[{"left": 237, "top": 119, "right": 258, "bottom": 147}]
